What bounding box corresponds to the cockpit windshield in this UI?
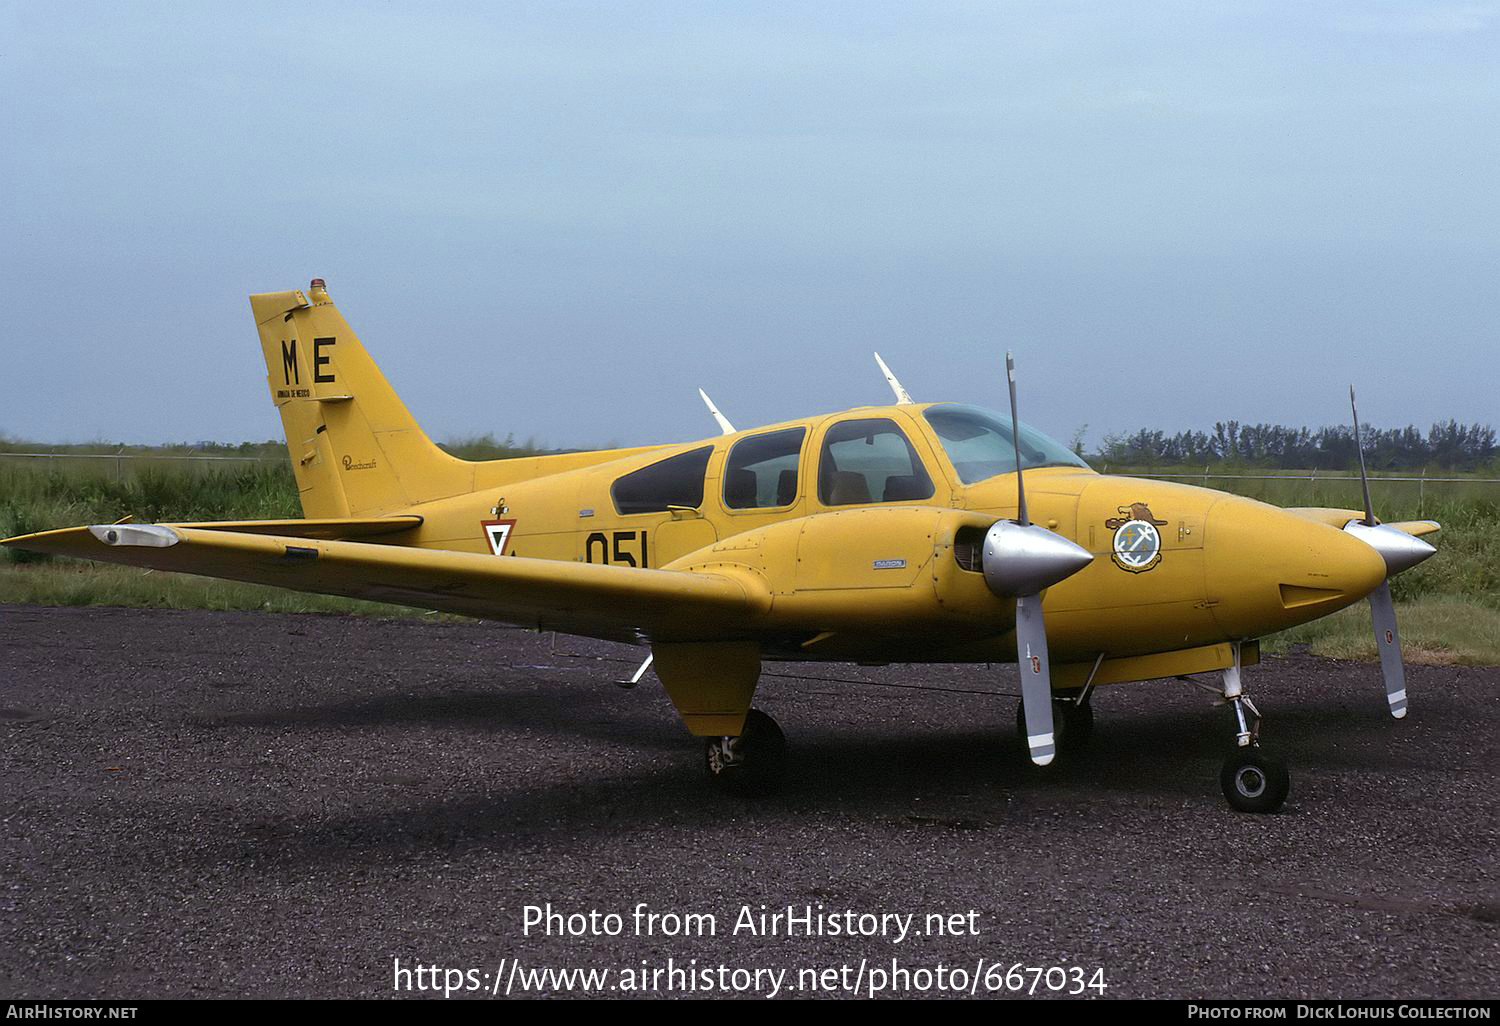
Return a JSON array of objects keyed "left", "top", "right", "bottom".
[{"left": 922, "top": 404, "right": 1089, "bottom": 485}]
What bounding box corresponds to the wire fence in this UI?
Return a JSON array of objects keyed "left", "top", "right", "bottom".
[
  {"left": 5, "top": 451, "right": 1498, "bottom": 506},
  {"left": 1103, "top": 467, "right": 1500, "bottom": 485},
  {"left": 1, "top": 452, "right": 271, "bottom": 463},
  {"left": 1102, "top": 467, "right": 1500, "bottom": 515},
  {"left": 0, "top": 451, "right": 274, "bottom": 480}
]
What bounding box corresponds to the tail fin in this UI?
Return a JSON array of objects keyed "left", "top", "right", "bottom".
[{"left": 250, "top": 280, "right": 471, "bottom": 518}]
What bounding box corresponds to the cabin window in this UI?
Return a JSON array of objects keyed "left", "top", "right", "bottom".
[
  {"left": 612, "top": 446, "right": 713, "bottom": 515},
  {"left": 817, "top": 418, "right": 934, "bottom": 506},
  {"left": 723, "top": 428, "right": 806, "bottom": 510}
]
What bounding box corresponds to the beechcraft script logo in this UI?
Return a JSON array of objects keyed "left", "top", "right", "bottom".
[
  {"left": 1105, "top": 502, "right": 1167, "bottom": 573},
  {"left": 481, "top": 519, "right": 516, "bottom": 556}
]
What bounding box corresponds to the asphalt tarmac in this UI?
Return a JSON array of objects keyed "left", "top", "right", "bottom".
[{"left": 2, "top": 604, "right": 1496, "bottom": 1000}]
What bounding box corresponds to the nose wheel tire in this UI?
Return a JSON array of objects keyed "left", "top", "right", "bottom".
[
  {"left": 705, "top": 708, "right": 788, "bottom": 797},
  {"left": 1220, "top": 748, "right": 1290, "bottom": 813}
]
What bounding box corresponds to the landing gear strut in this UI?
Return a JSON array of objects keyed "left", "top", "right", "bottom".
[
  {"left": 705, "top": 708, "right": 788, "bottom": 797},
  {"left": 1215, "top": 645, "right": 1289, "bottom": 813}
]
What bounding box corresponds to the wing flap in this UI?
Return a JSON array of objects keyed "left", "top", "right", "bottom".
[
  {"left": 164, "top": 516, "right": 422, "bottom": 540},
  {"left": 2, "top": 525, "right": 766, "bottom": 640}
]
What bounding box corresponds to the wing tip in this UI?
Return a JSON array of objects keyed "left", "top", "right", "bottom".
[
  {"left": 2, "top": 525, "right": 86, "bottom": 549},
  {"left": 1, "top": 523, "right": 180, "bottom": 553}
]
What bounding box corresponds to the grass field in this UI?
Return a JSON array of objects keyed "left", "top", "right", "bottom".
[
  {"left": 2, "top": 455, "right": 1497, "bottom": 663},
  {"left": 1261, "top": 597, "right": 1500, "bottom": 665},
  {"left": 0, "top": 457, "right": 416, "bottom": 618}
]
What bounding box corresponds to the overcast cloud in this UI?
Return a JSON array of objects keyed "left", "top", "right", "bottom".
[{"left": 1, "top": 2, "right": 1495, "bottom": 450}]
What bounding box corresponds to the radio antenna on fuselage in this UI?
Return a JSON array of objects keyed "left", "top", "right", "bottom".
[
  {"left": 873, "top": 352, "right": 914, "bottom": 404},
  {"left": 698, "top": 388, "right": 736, "bottom": 434}
]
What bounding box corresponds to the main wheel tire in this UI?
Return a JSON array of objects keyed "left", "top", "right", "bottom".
[
  {"left": 1220, "top": 748, "right": 1290, "bottom": 813},
  {"left": 1016, "top": 698, "right": 1093, "bottom": 757},
  {"left": 705, "top": 708, "right": 788, "bottom": 797},
  {"left": 1063, "top": 699, "right": 1094, "bottom": 750}
]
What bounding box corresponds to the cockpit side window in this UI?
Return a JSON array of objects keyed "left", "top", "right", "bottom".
[
  {"left": 724, "top": 427, "right": 806, "bottom": 510},
  {"left": 817, "top": 418, "right": 934, "bottom": 506},
  {"left": 612, "top": 446, "right": 714, "bottom": 515}
]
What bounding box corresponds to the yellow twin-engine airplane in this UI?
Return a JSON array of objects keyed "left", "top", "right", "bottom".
[{"left": 3, "top": 280, "right": 1442, "bottom": 812}]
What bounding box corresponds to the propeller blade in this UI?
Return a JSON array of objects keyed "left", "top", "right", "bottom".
[
  {"left": 1368, "top": 579, "right": 1408, "bottom": 718},
  {"left": 1016, "top": 592, "right": 1056, "bottom": 765},
  {"left": 1349, "top": 386, "right": 1376, "bottom": 526},
  {"left": 1348, "top": 384, "right": 1422, "bottom": 718},
  {"left": 1005, "top": 352, "right": 1028, "bottom": 526}
]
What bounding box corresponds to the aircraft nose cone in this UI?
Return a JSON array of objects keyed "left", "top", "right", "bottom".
[{"left": 1205, "top": 497, "right": 1388, "bottom": 638}]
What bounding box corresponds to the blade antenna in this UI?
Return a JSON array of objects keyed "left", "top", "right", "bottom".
[
  {"left": 1349, "top": 386, "right": 1375, "bottom": 526},
  {"left": 698, "top": 388, "right": 736, "bottom": 435},
  {"left": 1006, "top": 352, "right": 1029, "bottom": 526},
  {"left": 873, "top": 352, "right": 914, "bottom": 405}
]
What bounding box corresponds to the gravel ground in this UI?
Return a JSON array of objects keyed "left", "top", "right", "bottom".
[{"left": 1, "top": 604, "right": 1496, "bottom": 1000}]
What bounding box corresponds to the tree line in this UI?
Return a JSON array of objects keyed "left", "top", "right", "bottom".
[{"left": 1096, "top": 420, "right": 1497, "bottom": 472}]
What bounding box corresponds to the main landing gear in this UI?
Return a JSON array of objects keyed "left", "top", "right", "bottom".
[
  {"left": 705, "top": 708, "right": 788, "bottom": 797},
  {"left": 1016, "top": 691, "right": 1094, "bottom": 757},
  {"left": 696, "top": 649, "right": 1289, "bottom": 812},
  {"left": 1211, "top": 645, "right": 1289, "bottom": 814}
]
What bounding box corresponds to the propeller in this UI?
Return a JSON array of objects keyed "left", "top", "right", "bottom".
[
  {"left": 1344, "top": 386, "right": 1437, "bottom": 718},
  {"left": 981, "top": 354, "right": 1094, "bottom": 765}
]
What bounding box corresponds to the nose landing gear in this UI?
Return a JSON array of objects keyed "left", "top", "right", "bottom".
[{"left": 1214, "top": 644, "right": 1289, "bottom": 813}]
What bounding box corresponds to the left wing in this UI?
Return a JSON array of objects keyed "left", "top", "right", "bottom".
[{"left": 2, "top": 524, "right": 769, "bottom": 643}]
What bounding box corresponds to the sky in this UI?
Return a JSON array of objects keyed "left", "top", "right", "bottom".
[{"left": 1, "top": 2, "right": 1496, "bottom": 452}]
